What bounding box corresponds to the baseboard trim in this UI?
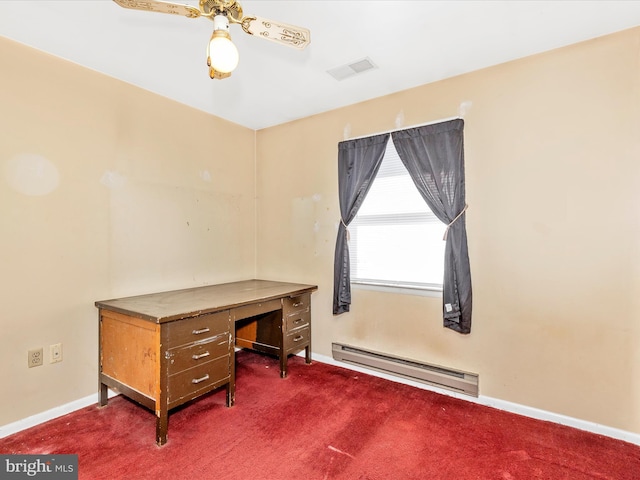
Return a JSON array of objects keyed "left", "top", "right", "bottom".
[
  {"left": 0, "top": 390, "right": 118, "bottom": 439},
  {"left": 313, "top": 352, "right": 640, "bottom": 446},
  {"left": 3, "top": 355, "right": 639, "bottom": 447}
]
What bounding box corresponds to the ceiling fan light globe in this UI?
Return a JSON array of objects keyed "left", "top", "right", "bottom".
[{"left": 208, "top": 35, "right": 239, "bottom": 74}]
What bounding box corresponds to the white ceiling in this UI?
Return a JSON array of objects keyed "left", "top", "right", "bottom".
[{"left": 1, "top": 1, "right": 640, "bottom": 130}]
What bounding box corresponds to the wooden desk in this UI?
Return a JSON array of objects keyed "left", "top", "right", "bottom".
[{"left": 95, "top": 279, "right": 317, "bottom": 445}]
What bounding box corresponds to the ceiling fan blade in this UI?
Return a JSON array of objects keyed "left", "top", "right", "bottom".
[
  {"left": 241, "top": 15, "right": 310, "bottom": 50},
  {"left": 113, "top": 0, "right": 201, "bottom": 19}
]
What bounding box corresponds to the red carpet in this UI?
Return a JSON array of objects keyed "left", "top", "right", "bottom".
[{"left": 1, "top": 350, "right": 639, "bottom": 479}]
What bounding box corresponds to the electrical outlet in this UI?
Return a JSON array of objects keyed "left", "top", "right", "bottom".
[
  {"left": 28, "top": 348, "right": 43, "bottom": 368},
  {"left": 50, "top": 343, "right": 63, "bottom": 364}
]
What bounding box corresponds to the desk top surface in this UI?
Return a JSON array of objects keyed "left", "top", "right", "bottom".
[{"left": 95, "top": 279, "right": 317, "bottom": 323}]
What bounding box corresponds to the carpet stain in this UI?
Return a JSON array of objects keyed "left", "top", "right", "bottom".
[
  {"left": 507, "top": 449, "right": 532, "bottom": 461},
  {"left": 328, "top": 445, "right": 356, "bottom": 459}
]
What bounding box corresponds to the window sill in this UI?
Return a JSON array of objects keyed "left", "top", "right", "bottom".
[{"left": 352, "top": 281, "right": 443, "bottom": 298}]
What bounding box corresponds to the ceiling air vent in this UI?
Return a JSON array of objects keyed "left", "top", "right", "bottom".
[{"left": 327, "top": 57, "right": 377, "bottom": 81}]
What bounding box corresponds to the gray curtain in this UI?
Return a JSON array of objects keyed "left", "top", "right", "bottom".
[
  {"left": 333, "top": 133, "right": 390, "bottom": 314},
  {"left": 391, "top": 119, "right": 472, "bottom": 333}
]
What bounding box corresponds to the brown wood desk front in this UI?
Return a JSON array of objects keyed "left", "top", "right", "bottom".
[{"left": 95, "top": 279, "right": 317, "bottom": 445}]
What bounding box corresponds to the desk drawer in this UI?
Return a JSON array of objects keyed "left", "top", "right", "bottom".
[
  {"left": 168, "top": 356, "right": 230, "bottom": 402},
  {"left": 283, "top": 294, "right": 310, "bottom": 316},
  {"left": 285, "top": 311, "right": 310, "bottom": 333},
  {"left": 165, "top": 311, "right": 230, "bottom": 349},
  {"left": 232, "top": 298, "right": 282, "bottom": 321},
  {"left": 284, "top": 326, "right": 310, "bottom": 352},
  {"left": 166, "top": 333, "right": 230, "bottom": 374}
]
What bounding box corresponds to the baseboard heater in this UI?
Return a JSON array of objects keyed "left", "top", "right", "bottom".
[{"left": 332, "top": 343, "right": 479, "bottom": 397}]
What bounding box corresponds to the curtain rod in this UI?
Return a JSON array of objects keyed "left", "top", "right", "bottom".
[{"left": 344, "top": 115, "right": 462, "bottom": 142}]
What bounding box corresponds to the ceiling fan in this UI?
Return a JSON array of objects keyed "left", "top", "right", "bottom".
[{"left": 113, "top": 0, "right": 311, "bottom": 79}]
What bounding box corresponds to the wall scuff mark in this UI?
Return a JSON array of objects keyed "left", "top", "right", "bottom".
[
  {"left": 100, "top": 170, "right": 126, "bottom": 189},
  {"left": 5, "top": 153, "right": 60, "bottom": 196}
]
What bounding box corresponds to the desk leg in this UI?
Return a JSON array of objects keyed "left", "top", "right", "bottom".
[
  {"left": 156, "top": 411, "right": 168, "bottom": 446},
  {"left": 226, "top": 383, "right": 235, "bottom": 407},
  {"left": 305, "top": 345, "right": 312, "bottom": 364},
  {"left": 305, "top": 332, "right": 312, "bottom": 364},
  {"left": 227, "top": 331, "right": 235, "bottom": 406},
  {"left": 98, "top": 381, "right": 108, "bottom": 407},
  {"left": 280, "top": 353, "right": 288, "bottom": 379},
  {"left": 227, "top": 354, "right": 236, "bottom": 407}
]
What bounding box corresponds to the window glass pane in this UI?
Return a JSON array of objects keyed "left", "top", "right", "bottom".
[
  {"left": 358, "top": 175, "right": 427, "bottom": 215},
  {"left": 350, "top": 139, "right": 445, "bottom": 289},
  {"left": 351, "top": 223, "right": 445, "bottom": 285}
]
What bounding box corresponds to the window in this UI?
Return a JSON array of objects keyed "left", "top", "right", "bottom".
[{"left": 349, "top": 139, "right": 446, "bottom": 291}]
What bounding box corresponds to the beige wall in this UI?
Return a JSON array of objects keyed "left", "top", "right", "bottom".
[
  {"left": 2, "top": 27, "right": 638, "bottom": 436},
  {"left": 256, "top": 27, "right": 640, "bottom": 433},
  {"left": 0, "top": 37, "right": 256, "bottom": 426}
]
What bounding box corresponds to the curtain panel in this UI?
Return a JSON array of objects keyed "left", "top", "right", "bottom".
[
  {"left": 333, "top": 134, "right": 389, "bottom": 314},
  {"left": 391, "top": 119, "right": 472, "bottom": 333}
]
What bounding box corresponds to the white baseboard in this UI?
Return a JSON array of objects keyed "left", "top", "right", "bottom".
[
  {"left": 2, "top": 355, "right": 639, "bottom": 447},
  {"left": 0, "top": 390, "right": 118, "bottom": 439},
  {"left": 311, "top": 352, "right": 640, "bottom": 447}
]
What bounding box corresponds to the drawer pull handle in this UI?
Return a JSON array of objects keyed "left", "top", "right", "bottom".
[
  {"left": 292, "top": 302, "right": 303, "bottom": 307},
  {"left": 192, "top": 351, "right": 210, "bottom": 360},
  {"left": 293, "top": 335, "right": 304, "bottom": 342},
  {"left": 192, "top": 374, "right": 210, "bottom": 384},
  {"left": 192, "top": 328, "right": 210, "bottom": 335},
  {"left": 293, "top": 318, "right": 303, "bottom": 325}
]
